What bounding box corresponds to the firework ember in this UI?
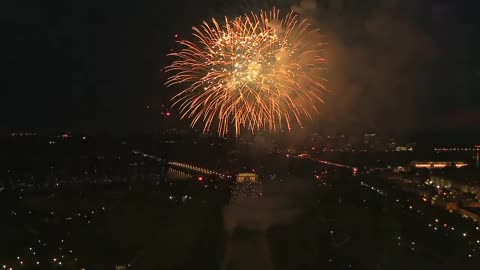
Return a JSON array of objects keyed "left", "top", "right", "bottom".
[{"left": 166, "top": 8, "right": 327, "bottom": 136}]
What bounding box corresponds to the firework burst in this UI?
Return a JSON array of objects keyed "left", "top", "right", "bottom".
[{"left": 166, "top": 8, "right": 327, "bottom": 136}]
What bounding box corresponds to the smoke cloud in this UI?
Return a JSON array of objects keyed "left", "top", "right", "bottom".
[
  {"left": 217, "top": 0, "right": 438, "bottom": 135},
  {"left": 293, "top": 0, "right": 438, "bottom": 133}
]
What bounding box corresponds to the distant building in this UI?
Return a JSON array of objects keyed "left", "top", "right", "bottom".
[
  {"left": 236, "top": 173, "right": 258, "bottom": 183},
  {"left": 395, "top": 145, "right": 414, "bottom": 152},
  {"left": 411, "top": 161, "right": 468, "bottom": 169},
  {"left": 363, "top": 132, "right": 376, "bottom": 149}
]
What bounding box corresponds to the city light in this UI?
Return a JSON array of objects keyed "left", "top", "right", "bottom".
[{"left": 3, "top": 116, "right": 480, "bottom": 269}]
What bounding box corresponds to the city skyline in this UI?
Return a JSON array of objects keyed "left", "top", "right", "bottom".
[{"left": 2, "top": 1, "right": 480, "bottom": 269}]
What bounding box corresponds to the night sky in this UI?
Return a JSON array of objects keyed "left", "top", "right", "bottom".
[{"left": 2, "top": 0, "right": 480, "bottom": 134}]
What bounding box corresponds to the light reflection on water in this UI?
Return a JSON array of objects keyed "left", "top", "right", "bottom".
[{"left": 166, "top": 167, "right": 195, "bottom": 181}]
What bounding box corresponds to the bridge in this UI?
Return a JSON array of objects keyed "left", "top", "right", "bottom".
[
  {"left": 294, "top": 153, "right": 357, "bottom": 171},
  {"left": 133, "top": 150, "right": 226, "bottom": 179},
  {"left": 294, "top": 154, "right": 359, "bottom": 176},
  {"left": 313, "top": 159, "right": 356, "bottom": 170},
  {"left": 168, "top": 161, "right": 225, "bottom": 178},
  {"left": 434, "top": 146, "right": 480, "bottom": 152}
]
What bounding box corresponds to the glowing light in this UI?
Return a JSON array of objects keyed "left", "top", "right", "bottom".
[
  {"left": 413, "top": 161, "right": 468, "bottom": 169},
  {"left": 166, "top": 8, "right": 327, "bottom": 136}
]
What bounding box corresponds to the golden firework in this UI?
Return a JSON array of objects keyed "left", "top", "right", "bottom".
[{"left": 166, "top": 8, "right": 327, "bottom": 136}]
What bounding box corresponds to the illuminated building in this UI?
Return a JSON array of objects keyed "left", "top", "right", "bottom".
[
  {"left": 363, "top": 132, "right": 376, "bottom": 149},
  {"left": 395, "top": 146, "right": 414, "bottom": 152},
  {"left": 411, "top": 161, "right": 468, "bottom": 169},
  {"left": 236, "top": 173, "right": 258, "bottom": 183}
]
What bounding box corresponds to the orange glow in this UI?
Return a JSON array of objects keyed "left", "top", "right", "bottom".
[
  {"left": 413, "top": 161, "right": 468, "bottom": 169},
  {"left": 165, "top": 8, "right": 327, "bottom": 136}
]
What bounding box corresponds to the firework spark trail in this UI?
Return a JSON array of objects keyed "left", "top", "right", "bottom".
[{"left": 166, "top": 8, "right": 327, "bottom": 136}]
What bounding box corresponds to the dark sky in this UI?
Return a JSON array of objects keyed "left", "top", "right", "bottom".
[{"left": 2, "top": 0, "right": 480, "bottom": 134}]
